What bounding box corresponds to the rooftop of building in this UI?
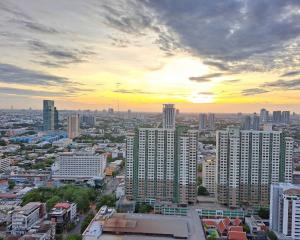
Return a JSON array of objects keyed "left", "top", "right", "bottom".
[{"left": 16, "top": 202, "right": 42, "bottom": 216}]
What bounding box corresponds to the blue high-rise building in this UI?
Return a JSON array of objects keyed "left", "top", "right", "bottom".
[{"left": 43, "top": 100, "right": 58, "bottom": 131}]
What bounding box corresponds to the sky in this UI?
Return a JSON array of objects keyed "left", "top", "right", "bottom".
[{"left": 0, "top": 0, "right": 300, "bottom": 113}]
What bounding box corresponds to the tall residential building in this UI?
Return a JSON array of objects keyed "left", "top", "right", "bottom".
[
  {"left": 81, "top": 115, "right": 95, "bottom": 127},
  {"left": 199, "top": 113, "right": 207, "bottom": 130},
  {"left": 67, "top": 114, "right": 80, "bottom": 139},
  {"left": 162, "top": 104, "right": 176, "bottom": 129},
  {"left": 52, "top": 152, "right": 107, "bottom": 180},
  {"left": 273, "top": 111, "right": 282, "bottom": 123},
  {"left": 207, "top": 113, "right": 216, "bottom": 130},
  {"left": 243, "top": 115, "right": 252, "bottom": 130},
  {"left": 43, "top": 100, "right": 58, "bottom": 131},
  {"left": 282, "top": 111, "right": 290, "bottom": 124},
  {"left": 252, "top": 113, "right": 260, "bottom": 130},
  {"left": 216, "top": 127, "right": 293, "bottom": 208},
  {"left": 270, "top": 183, "right": 300, "bottom": 240},
  {"left": 203, "top": 158, "right": 216, "bottom": 196},
  {"left": 260, "top": 108, "right": 269, "bottom": 123},
  {"left": 125, "top": 128, "right": 197, "bottom": 204}
]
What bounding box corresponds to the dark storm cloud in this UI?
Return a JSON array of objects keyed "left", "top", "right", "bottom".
[
  {"left": 280, "top": 70, "right": 300, "bottom": 77},
  {"left": 0, "top": 63, "right": 68, "bottom": 85},
  {"left": 142, "top": 0, "right": 300, "bottom": 69},
  {"left": 261, "top": 79, "right": 300, "bottom": 90},
  {"left": 189, "top": 73, "right": 223, "bottom": 82},
  {"left": 241, "top": 88, "right": 269, "bottom": 96}
]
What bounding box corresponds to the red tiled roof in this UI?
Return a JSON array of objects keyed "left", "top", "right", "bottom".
[
  {"left": 229, "top": 226, "right": 243, "bottom": 232},
  {"left": 228, "top": 231, "right": 247, "bottom": 240},
  {"left": 54, "top": 202, "right": 70, "bottom": 209},
  {"left": 203, "top": 220, "right": 216, "bottom": 227},
  {"left": 232, "top": 218, "right": 242, "bottom": 226},
  {"left": 224, "top": 217, "right": 231, "bottom": 227},
  {"left": 217, "top": 221, "right": 226, "bottom": 234}
]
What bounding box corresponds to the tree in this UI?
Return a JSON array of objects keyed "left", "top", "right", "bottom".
[
  {"left": 81, "top": 214, "right": 94, "bottom": 233},
  {"left": 97, "top": 194, "right": 116, "bottom": 209},
  {"left": 198, "top": 186, "right": 209, "bottom": 196},
  {"left": 267, "top": 231, "right": 278, "bottom": 240},
  {"left": 258, "top": 207, "right": 269, "bottom": 219},
  {"left": 46, "top": 195, "right": 61, "bottom": 211},
  {"left": 197, "top": 164, "right": 202, "bottom": 172},
  {"left": 243, "top": 224, "right": 250, "bottom": 233},
  {"left": 8, "top": 180, "right": 15, "bottom": 190},
  {"left": 295, "top": 165, "right": 300, "bottom": 171},
  {"left": 66, "top": 234, "right": 82, "bottom": 240},
  {"left": 136, "top": 203, "right": 153, "bottom": 213},
  {"left": 197, "top": 176, "right": 202, "bottom": 186}
]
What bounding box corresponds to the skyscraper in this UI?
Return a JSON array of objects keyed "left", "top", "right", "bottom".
[
  {"left": 125, "top": 128, "right": 197, "bottom": 204},
  {"left": 216, "top": 127, "right": 293, "bottom": 207},
  {"left": 270, "top": 183, "right": 300, "bottom": 239},
  {"left": 43, "top": 100, "right": 58, "bottom": 131},
  {"left": 252, "top": 113, "right": 260, "bottom": 130},
  {"left": 260, "top": 108, "right": 269, "bottom": 123},
  {"left": 243, "top": 115, "right": 252, "bottom": 130},
  {"left": 207, "top": 113, "right": 216, "bottom": 130},
  {"left": 282, "top": 111, "right": 290, "bottom": 124},
  {"left": 67, "top": 114, "right": 80, "bottom": 139},
  {"left": 199, "top": 113, "right": 207, "bottom": 130},
  {"left": 273, "top": 111, "right": 282, "bottom": 123},
  {"left": 162, "top": 104, "right": 176, "bottom": 129}
]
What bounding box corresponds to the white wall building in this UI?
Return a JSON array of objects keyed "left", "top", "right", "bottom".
[
  {"left": 11, "top": 202, "right": 46, "bottom": 236},
  {"left": 216, "top": 127, "right": 293, "bottom": 207},
  {"left": 53, "top": 152, "right": 107, "bottom": 180},
  {"left": 270, "top": 183, "right": 300, "bottom": 240},
  {"left": 0, "top": 157, "right": 10, "bottom": 172},
  {"left": 203, "top": 158, "right": 216, "bottom": 196},
  {"left": 126, "top": 128, "right": 197, "bottom": 204}
]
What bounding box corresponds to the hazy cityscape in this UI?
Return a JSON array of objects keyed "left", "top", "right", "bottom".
[{"left": 1, "top": 1, "right": 300, "bottom": 240}]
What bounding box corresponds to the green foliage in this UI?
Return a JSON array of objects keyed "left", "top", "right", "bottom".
[
  {"left": 136, "top": 203, "right": 153, "bottom": 213},
  {"left": 197, "top": 176, "right": 202, "bottom": 186},
  {"left": 295, "top": 165, "right": 300, "bottom": 171},
  {"left": 66, "top": 234, "right": 82, "bottom": 240},
  {"left": 0, "top": 140, "right": 7, "bottom": 146},
  {"left": 198, "top": 186, "right": 209, "bottom": 196},
  {"left": 46, "top": 195, "right": 61, "bottom": 211},
  {"left": 8, "top": 180, "right": 15, "bottom": 190},
  {"left": 197, "top": 164, "right": 202, "bottom": 172},
  {"left": 97, "top": 194, "right": 116, "bottom": 209},
  {"left": 243, "top": 224, "right": 250, "bottom": 233},
  {"left": 81, "top": 214, "right": 94, "bottom": 233},
  {"left": 22, "top": 185, "right": 97, "bottom": 213},
  {"left": 267, "top": 231, "right": 278, "bottom": 240},
  {"left": 258, "top": 207, "right": 269, "bottom": 219},
  {"left": 66, "top": 222, "right": 76, "bottom": 231}
]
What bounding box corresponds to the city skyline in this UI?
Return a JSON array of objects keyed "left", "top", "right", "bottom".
[{"left": 1, "top": 0, "right": 300, "bottom": 112}]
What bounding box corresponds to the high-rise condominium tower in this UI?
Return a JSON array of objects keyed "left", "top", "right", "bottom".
[
  {"left": 125, "top": 128, "right": 197, "bottom": 204},
  {"left": 43, "top": 100, "right": 58, "bottom": 131},
  {"left": 162, "top": 104, "right": 176, "bottom": 129},
  {"left": 270, "top": 183, "right": 300, "bottom": 240},
  {"left": 216, "top": 127, "right": 293, "bottom": 208},
  {"left": 67, "top": 114, "right": 80, "bottom": 139},
  {"left": 282, "top": 111, "right": 290, "bottom": 124},
  {"left": 273, "top": 111, "right": 282, "bottom": 123},
  {"left": 260, "top": 108, "right": 269, "bottom": 123},
  {"left": 199, "top": 113, "right": 207, "bottom": 130}
]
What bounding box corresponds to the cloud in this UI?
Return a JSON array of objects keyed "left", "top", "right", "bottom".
[
  {"left": 0, "top": 63, "right": 68, "bottom": 85},
  {"left": 189, "top": 73, "right": 222, "bottom": 82},
  {"left": 224, "top": 79, "right": 240, "bottom": 83},
  {"left": 198, "top": 91, "right": 214, "bottom": 95},
  {"left": 0, "top": 87, "right": 66, "bottom": 97},
  {"left": 203, "top": 60, "right": 230, "bottom": 71},
  {"left": 241, "top": 88, "right": 269, "bottom": 96},
  {"left": 261, "top": 79, "right": 300, "bottom": 90},
  {"left": 13, "top": 19, "right": 59, "bottom": 34},
  {"left": 143, "top": 0, "right": 300, "bottom": 70},
  {"left": 28, "top": 40, "right": 95, "bottom": 67},
  {"left": 280, "top": 70, "right": 300, "bottom": 77}
]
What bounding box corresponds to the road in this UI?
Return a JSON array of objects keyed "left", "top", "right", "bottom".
[{"left": 187, "top": 207, "right": 206, "bottom": 240}]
